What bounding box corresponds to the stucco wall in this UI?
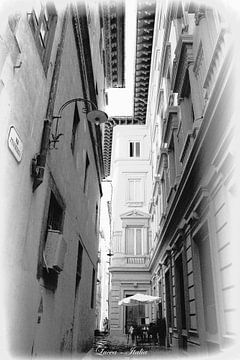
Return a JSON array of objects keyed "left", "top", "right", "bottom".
[
  {"left": 111, "top": 125, "right": 152, "bottom": 231},
  {"left": 1, "top": 6, "right": 103, "bottom": 356}
]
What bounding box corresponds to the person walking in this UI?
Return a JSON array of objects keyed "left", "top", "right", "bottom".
[
  {"left": 103, "top": 317, "right": 109, "bottom": 333},
  {"left": 127, "top": 325, "right": 135, "bottom": 345}
]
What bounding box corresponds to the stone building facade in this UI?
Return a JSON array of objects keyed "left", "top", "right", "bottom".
[
  {"left": 109, "top": 0, "right": 237, "bottom": 356},
  {"left": 0, "top": 2, "right": 107, "bottom": 356},
  {"left": 109, "top": 125, "right": 152, "bottom": 336},
  {"left": 147, "top": 1, "right": 237, "bottom": 353}
]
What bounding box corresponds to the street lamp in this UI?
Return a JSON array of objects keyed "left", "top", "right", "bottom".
[
  {"left": 107, "top": 249, "right": 114, "bottom": 258},
  {"left": 50, "top": 97, "right": 108, "bottom": 149},
  {"left": 106, "top": 249, "right": 113, "bottom": 264},
  {"left": 106, "top": 249, "right": 113, "bottom": 330},
  {"left": 31, "top": 97, "right": 108, "bottom": 191}
]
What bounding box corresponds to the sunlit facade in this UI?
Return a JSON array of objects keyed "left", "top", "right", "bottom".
[
  {"left": 109, "top": 125, "right": 152, "bottom": 335},
  {"left": 109, "top": 0, "right": 237, "bottom": 355}
]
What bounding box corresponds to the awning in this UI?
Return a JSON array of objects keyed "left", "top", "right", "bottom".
[{"left": 118, "top": 293, "right": 161, "bottom": 306}]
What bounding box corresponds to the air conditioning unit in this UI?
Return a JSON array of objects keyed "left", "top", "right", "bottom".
[{"left": 44, "top": 230, "right": 67, "bottom": 273}]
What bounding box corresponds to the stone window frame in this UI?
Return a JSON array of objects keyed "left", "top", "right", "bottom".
[
  {"left": 125, "top": 226, "right": 146, "bottom": 256},
  {"left": 129, "top": 140, "right": 141, "bottom": 158},
  {"left": 121, "top": 210, "right": 150, "bottom": 256},
  {"left": 37, "top": 175, "right": 66, "bottom": 290},
  {"left": 126, "top": 177, "right": 144, "bottom": 205}
]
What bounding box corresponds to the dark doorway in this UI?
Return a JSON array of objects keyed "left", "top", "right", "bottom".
[
  {"left": 194, "top": 223, "right": 217, "bottom": 338},
  {"left": 175, "top": 254, "right": 187, "bottom": 350},
  {"left": 165, "top": 270, "right": 172, "bottom": 328},
  {"left": 125, "top": 295, "right": 145, "bottom": 334}
]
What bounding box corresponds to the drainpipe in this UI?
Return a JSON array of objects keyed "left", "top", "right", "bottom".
[
  {"left": 102, "top": 179, "right": 113, "bottom": 330},
  {"left": 31, "top": 12, "right": 67, "bottom": 192}
]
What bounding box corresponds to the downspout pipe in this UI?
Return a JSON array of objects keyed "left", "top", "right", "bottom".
[
  {"left": 32, "top": 11, "right": 67, "bottom": 192},
  {"left": 32, "top": 119, "right": 52, "bottom": 191}
]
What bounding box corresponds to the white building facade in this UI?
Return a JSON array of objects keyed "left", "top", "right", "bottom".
[{"left": 109, "top": 125, "right": 153, "bottom": 336}]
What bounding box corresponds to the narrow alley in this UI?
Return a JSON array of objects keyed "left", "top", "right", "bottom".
[{"left": 0, "top": 0, "right": 239, "bottom": 359}]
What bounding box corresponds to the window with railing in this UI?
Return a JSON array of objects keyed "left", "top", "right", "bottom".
[{"left": 125, "top": 227, "right": 148, "bottom": 255}]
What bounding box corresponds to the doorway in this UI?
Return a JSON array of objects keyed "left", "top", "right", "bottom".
[
  {"left": 193, "top": 223, "right": 218, "bottom": 350},
  {"left": 165, "top": 270, "right": 172, "bottom": 328},
  {"left": 125, "top": 294, "right": 145, "bottom": 333},
  {"left": 175, "top": 254, "right": 187, "bottom": 350}
]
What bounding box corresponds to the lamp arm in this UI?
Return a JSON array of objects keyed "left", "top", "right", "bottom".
[
  {"left": 32, "top": 97, "right": 103, "bottom": 191},
  {"left": 57, "top": 97, "right": 97, "bottom": 118},
  {"left": 53, "top": 97, "right": 98, "bottom": 148}
]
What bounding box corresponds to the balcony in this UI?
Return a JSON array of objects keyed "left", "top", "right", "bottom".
[
  {"left": 126, "top": 256, "right": 146, "bottom": 264},
  {"left": 126, "top": 256, "right": 150, "bottom": 267},
  {"left": 110, "top": 254, "right": 150, "bottom": 268}
]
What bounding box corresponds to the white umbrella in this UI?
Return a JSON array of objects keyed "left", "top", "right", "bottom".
[{"left": 118, "top": 293, "right": 161, "bottom": 306}]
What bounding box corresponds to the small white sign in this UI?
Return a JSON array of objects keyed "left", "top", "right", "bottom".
[{"left": 8, "top": 126, "right": 23, "bottom": 162}]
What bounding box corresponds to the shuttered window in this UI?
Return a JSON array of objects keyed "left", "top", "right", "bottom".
[{"left": 125, "top": 227, "right": 148, "bottom": 255}]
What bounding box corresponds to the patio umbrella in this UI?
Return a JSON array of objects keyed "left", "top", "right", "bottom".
[{"left": 118, "top": 293, "right": 161, "bottom": 306}]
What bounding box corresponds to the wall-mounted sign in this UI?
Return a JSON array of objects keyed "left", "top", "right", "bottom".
[{"left": 8, "top": 126, "right": 23, "bottom": 162}]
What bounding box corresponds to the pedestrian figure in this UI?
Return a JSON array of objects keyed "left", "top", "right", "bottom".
[
  {"left": 127, "top": 325, "right": 135, "bottom": 345},
  {"left": 135, "top": 325, "right": 142, "bottom": 345},
  {"left": 149, "top": 323, "right": 158, "bottom": 344},
  {"left": 103, "top": 317, "right": 109, "bottom": 333}
]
